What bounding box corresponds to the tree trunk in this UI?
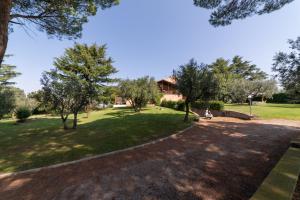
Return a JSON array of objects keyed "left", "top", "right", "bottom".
[
  {"left": 0, "top": 0, "right": 11, "bottom": 66},
  {"left": 184, "top": 101, "right": 189, "bottom": 122},
  {"left": 63, "top": 119, "right": 68, "bottom": 130},
  {"left": 61, "top": 114, "right": 69, "bottom": 130},
  {"left": 73, "top": 112, "right": 78, "bottom": 129}
]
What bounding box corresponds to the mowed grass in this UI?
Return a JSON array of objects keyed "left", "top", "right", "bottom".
[
  {"left": 0, "top": 107, "right": 193, "bottom": 173},
  {"left": 225, "top": 103, "right": 300, "bottom": 120}
]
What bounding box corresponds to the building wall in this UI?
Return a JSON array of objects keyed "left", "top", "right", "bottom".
[{"left": 161, "top": 94, "right": 184, "bottom": 102}]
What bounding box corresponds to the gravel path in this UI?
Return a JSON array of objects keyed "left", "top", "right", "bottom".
[{"left": 0, "top": 118, "right": 299, "bottom": 200}]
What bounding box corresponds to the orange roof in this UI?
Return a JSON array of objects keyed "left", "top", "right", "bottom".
[{"left": 157, "top": 77, "right": 176, "bottom": 84}]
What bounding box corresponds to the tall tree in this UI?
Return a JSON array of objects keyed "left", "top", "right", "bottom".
[
  {"left": 173, "top": 59, "right": 209, "bottom": 122},
  {"left": 230, "top": 56, "right": 267, "bottom": 81},
  {"left": 0, "top": 58, "right": 20, "bottom": 119},
  {"left": 273, "top": 37, "right": 300, "bottom": 100},
  {"left": 42, "top": 43, "right": 117, "bottom": 129},
  {"left": 0, "top": 64, "right": 20, "bottom": 86},
  {"left": 0, "top": 0, "right": 119, "bottom": 65},
  {"left": 194, "top": 0, "right": 294, "bottom": 26}
]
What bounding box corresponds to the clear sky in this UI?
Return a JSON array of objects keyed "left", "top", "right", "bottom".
[{"left": 5, "top": 0, "right": 300, "bottom": 93}]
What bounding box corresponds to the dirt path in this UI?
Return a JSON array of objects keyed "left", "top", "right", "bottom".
[{"left": 0, "top": 118, "right": 299, "bottom": 200}]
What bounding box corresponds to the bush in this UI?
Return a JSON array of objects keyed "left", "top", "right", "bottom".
[
  {"left": 15, "top": 107, "right": 31, "bottom": 122},
  {"left": 161, "top": 100, "right": 177, "bottom": 109},
  {"left": 176, "top": 100, "right": 185, "bottom": 111},
  {"left": 192, "top": 100, "right": 224, "bottom": 111},
  {"left": 160, "top": 100, "right": 186, "bottom": 111},
  {"left": 267, "top": 93, "right": 289, "bottom": 103}
]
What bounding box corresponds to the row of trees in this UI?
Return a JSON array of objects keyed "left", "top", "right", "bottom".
[
  {"left": 173, "top": 57, "right": 278, "bottom": 121},
  {"left": 0, "top": 39, "right": 297, "bottom": 125}
]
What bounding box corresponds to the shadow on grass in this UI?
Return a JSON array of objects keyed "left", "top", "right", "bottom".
[
  {"left": 0, "top": 109, "right": 191, "bottom": 172},
  {"left": 0, "top": 119, "right": 299, "bottom": 199}
]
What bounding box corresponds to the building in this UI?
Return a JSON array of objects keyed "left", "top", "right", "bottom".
[
  {"left": 157, "top": 77, "right": 184, "bottom": 102},
  {"left": 114, "top": 77, "right": 184, "bottom": 106}
]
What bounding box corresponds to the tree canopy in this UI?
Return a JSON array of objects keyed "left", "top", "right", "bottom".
[
  {"left": 0, "top": 63, "right": 20, "bottom": 86},
  {"left": 0, "top": 0, "right": 119, "bottom": 65},
  {"left": 173, "top": 59, "right": 211, "bottom": 122},
  {"left": 41, "top": 43, "right": 117, "bottom": 129},
  {"left": 273, "top": 37, "right": 300, "bottom": 100},
  {"left": 194, "top": 0, "right": 294, "bottom": 26}
]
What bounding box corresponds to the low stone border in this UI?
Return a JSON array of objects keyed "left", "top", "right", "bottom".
[
  {"left": 192, "top": 108, "right": 253, "bottom": 120},
  {"left": 250, "top": 147, "right": 300, "bottom": 200},
  {"left": 0, "top": 124, "right": 195, "bottom": 179}
]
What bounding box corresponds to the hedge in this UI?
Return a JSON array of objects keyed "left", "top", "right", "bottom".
[
  {"left": 160, "top": 100, "right": 186, "bottom": 111},
  {"left": 192, "top": 100, "right": 224, "bottom": 111}
]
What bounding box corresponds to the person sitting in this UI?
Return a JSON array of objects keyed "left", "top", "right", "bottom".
[{"left": 205, "top": 108, "right": 213, "bottom": 119}]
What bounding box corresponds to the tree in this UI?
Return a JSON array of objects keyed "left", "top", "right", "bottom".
[
  {"left": 0, "top": 63, "right": 20, "bottom": 86},
  {"left": 28, "top": 90, "right": 49, "bottom": 114},
  {"left": 227, "top": 78, "right": 252, "bottom": 103},
  {"left": 119, "top": 76, "right": 162, "bottom": 112},
  {"left": 0, "top": 0, "right": 119, "bottom": 65},
  {"left": 173, "top": 59, "right": 210, "bottom": 122},
  {"left": 209, "top": 56, "right": 267, "bottom": 101},
  {"left": 42, "top": 43, "right": 117, "bottom": 129},
  {"left": 41, "top": 71, "right": 82, "bottom": 129},
  {"left": 209, "top": 58, "right": 234, "bottom": 101},
  {"left": 0, "top": 59, "right": 20, "bottom": 119},
  {"left": 0, "top": 87, "right": 15, "bottom": 119},
  {"left": 273, "top": 37, "right": 300, "bottom": 100},
  {"left": 251, "top": 79, "right": 278, "bottom": 102},
  {"left": 194, "top": 0, "right": 294, "bottom": 26},
  {"left": 230, "top": 56, "right": 267, "bottom": 81}
]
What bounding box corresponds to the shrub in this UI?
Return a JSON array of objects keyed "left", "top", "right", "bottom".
[
  {"left": 161, "top": 100, "right": 176, "bottom": 109},
  {"left": 192, "top": 100, "right": 224, "bottom": 111},
  {"left": 160, "top": 100, "right": 186, "bottom": 111},
  {"left": 267, "top": 93, "right": 289, "bottom": 103},
  {"left": 209, "top": 101, "right": 224, "bottom": 110},
  {"left": 15, "top": 107, "right": 31, "bottom": 122},
  {"left": 176, "top": 100, "right": 186, "bottom": 111}
]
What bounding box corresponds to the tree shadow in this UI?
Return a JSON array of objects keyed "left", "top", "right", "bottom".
[
  {"left": 0, "top": 119, "right": 299, "bottom": 199},
  {"left": 0, "top": 110, "right": 191, "bottom": 173}
]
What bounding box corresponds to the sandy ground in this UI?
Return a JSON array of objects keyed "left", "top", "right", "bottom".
[{"left": 0, "top": 118, "right": 299, "bottom": 200}]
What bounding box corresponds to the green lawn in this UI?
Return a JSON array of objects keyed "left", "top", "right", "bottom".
[
  {"left": 225, "top": 103, "right": 300, "bottom": 120},
  {"left": 0, "top": 107, "right": 193, "bottom": 173}
]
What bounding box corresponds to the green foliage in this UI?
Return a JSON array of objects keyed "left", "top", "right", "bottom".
[
  {"left": 176, "top": 100, "right": 186, "bottom": 111},
  {"left": 27, "top": 90, "right": 49, "bottom": 114},
  {"left": 0, "top": 88, "right": 16, "bottom": 119},
  {"left": 267, "top": 93, "right": 290, "bottom": 103},
  {"left": 10, "top": 0, "right": 119, "bottom": 39},
  {"left": 192, "top": 100, "right": 224, "bottom": 111},
  {"left": 119, "top": 76, "right": 162, "bottom": 112},
  {"left": 273, "top": 37, "right": 300, "bottom": 100},
  {"left": 0, "top": 59, "right": 20, "bottom": 119},
  {"left": 160, "top": 100, "right": 186, "bottom": 111},
  {"left": 230, "top": 56, "right": 267, "bottom": 81},
  {"left": 0, "top": 64, "right": 21, "bottom": 86},
  {"left": 208, "top": 56, "right": 268, "bottom": 102},
  {"left": 173, "top": 59, "right": 215, "bottom": 121},
  {"left": 194, "top": 0, "right": 294, "bottom": 26},
  {"left": 41, "top": 43, "right": 117, "bottom": 129},
  {"left": 15, "top": 106, "right": 31, "bottom": 122}
]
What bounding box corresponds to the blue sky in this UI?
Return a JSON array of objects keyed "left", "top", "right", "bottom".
[{"left": 6, "top": 0, "right": 300, "bottom": 93}]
